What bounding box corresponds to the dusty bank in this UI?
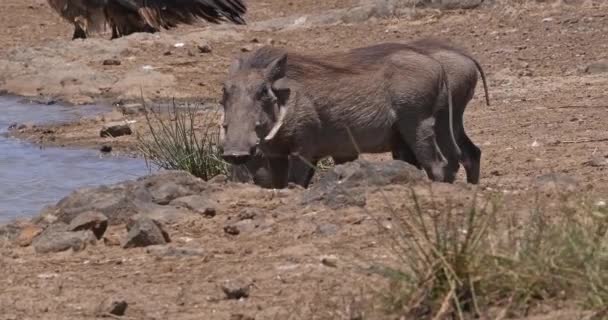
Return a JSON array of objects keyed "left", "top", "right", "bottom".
[{"left": 1, "top": 0, "right": 608, "bottom": 318}]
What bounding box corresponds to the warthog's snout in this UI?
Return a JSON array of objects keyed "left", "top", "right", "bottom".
[{"left": 222, "top": 150, "right": 253, "bottom": 165}]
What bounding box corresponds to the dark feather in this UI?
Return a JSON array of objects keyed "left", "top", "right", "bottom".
[{"left": 47, "top": 0, "right": 247, "bottom": 39}]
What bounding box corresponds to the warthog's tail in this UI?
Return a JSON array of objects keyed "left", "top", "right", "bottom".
[
  {"left": 470, "top": 57, "right": 490, "bottom": 107},
  {"left": 439, "top": 64, "right": 462, "bottom": 159}
]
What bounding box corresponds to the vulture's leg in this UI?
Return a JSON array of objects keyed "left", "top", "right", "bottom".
[
  {"left": 142, "top": 25, "right": 159, "bottom": 34},
  {"left": 110, "top": 25, "right": 120, "bottom": 39},
  {"left": 72, "top": 23, "right": 87, "bottom": 40}
]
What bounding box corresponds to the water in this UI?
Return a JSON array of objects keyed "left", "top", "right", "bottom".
[{"left": 0, "top": 96, "right": 150, "bottom": 223}]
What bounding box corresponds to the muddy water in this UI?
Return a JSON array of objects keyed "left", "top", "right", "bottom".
[{"left": 0, "top": 96, "right": 150, "bottom": 223}]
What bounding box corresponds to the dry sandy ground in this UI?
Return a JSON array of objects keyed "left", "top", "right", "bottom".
[{"left": 1, "top": 0, "right": 608, "bottom": 319}]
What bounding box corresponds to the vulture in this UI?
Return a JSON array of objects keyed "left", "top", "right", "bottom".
[{"left": 47, "top": 0, "right": 247, "bottom": 40}]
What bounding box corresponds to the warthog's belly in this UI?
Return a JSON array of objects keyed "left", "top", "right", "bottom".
[{"left": 317, "top": 126, "right": 394, "bottom": 158}]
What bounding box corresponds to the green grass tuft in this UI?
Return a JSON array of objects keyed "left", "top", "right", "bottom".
[{"left": 136, "top": 100, "right": 229, "bottom": 181}]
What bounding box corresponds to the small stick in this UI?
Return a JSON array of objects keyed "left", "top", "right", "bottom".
[
  {"left": 557, "top": 138, "right": 608, "bottom": 144},
  {"left": 557, "top": 105, "right": 608, "bottom": 109}
]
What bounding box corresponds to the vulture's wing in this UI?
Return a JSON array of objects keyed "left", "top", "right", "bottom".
[
  {"left": 114, "top": 0, "right": 247, "bottom": 30},
  {"left": 47, "top": 0, "right": 108, "bottom": 32}
]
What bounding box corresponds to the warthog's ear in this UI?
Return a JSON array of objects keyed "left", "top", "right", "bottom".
[{"left": 264, "top": 53, "right": 287, "bottom": 83}]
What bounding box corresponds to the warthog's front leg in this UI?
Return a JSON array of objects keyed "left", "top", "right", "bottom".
[
  {"left": 288, "top": 154, "right": 318, "bottom": 188},
  {"left": 267, "top": 157, "right": 289, "bottom": 189}
]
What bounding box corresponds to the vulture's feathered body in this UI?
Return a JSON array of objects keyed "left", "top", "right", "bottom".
[{"left": 47, "top": 0, "right": 247, "bottom": 39}]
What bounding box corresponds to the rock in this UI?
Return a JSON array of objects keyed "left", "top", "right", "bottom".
[
  {"left": 223, "top": 224, "right": 241, "bottom": 236},
  {"left": 15, "top": 224, "right": 44, "bottom": 247},
  {"left": 102, "top": 59, "right": 121, "bottom": 66},
  {"left": 584, "top": 61, "right": 608, "bottom": 74},
  {"left": 230, "top": 314, "right": 255, "bottom": 320},
  {"left": 241, "top": 45, "right": 254, "bottom": 52},
  {"left": 100, "top": 124, "right": 132, "bottom": 138},
  {"left": 432, "top": 0, "right": 484, "bottom": 9},
  {"left": 141, "top": 171, "right": 208, "bottom": 205},
  {"left": 315, "top": 223, "right": 339, "bottom": 236},
  {"left": 0, "top": 222, "right": 24, "bottom": 240},
  {"left": 209, "top": 174, "right": 228, "bottom": 184},
  {"left": 321, "top": 255, "right": 339, "bottom": 268},
  {"left": 118, "top": 103, "right": 144, "bottom": 115},
  {"left": 197, "top": 44, "right": 212, "bottom": 53},
  {"left": 67, "top": 211, "right": 108, "bottom": 240},
  {"left": 32, "top": 224, "right": 97, "bottom": 254},
  {"left": 49, "top": 170, "right": 208, "bottom": 225},
  {"left": 122, "top": 217, "right": 170, "bottom": 249},
  {"left": 302, "top": 160, "right": 424, "bottom": 209},
  {"left": 584, "top": 155, "right": 608, "bottom": 167},
  {"left": 96, "top": 297, "right": 128, "bottom": 316},
  {"left": 170, "top": 195, "right": 216, "bottom": 217},
  {"left": 221, "top": 279, "right": 252, "bottom": 300},
  {"left": 100, "top": 145, "right": 112, "bottom": 153},
  {"left": 145, "top": 245, "right": 206, "bottom": 258}
]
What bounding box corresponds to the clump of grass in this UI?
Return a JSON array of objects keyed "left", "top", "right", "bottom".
[
  {"left": 377, "top": 188, "right": 608, "bottom": 319},
  {"left": 136, "top": 100, "right": 229, "bottom": 180}
]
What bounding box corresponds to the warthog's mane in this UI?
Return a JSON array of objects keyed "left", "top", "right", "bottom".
[
  {"left": 235, "top": 39, "right": 475, "bottom": 82},
  {"left": 236, "top": 43, "right": 444, "bottom": 80}
]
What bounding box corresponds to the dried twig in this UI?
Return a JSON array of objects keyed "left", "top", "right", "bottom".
[{"left": 556, "top": 138, "right": 608, "bottom": 144}]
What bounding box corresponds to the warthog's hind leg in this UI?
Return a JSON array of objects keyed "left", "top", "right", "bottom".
[
  {"left": 458, "top": 129, "right": 481, "bottom": 184},
  {"left": 398, "top": 117, "right": 449, "bottom": 183},
  {"left": 435, "top": 108, "right": 462, "bottom": 183}
]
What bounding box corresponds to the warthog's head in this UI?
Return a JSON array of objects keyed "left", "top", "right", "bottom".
[{"left": 220, "top": 52, "right": 291, "bottom": 165}]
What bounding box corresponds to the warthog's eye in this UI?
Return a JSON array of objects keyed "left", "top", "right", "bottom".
[{"left": 254, "top": 86, "right": 267, "bottom": 100}]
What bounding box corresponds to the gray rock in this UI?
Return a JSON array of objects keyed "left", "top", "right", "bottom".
[
  {"left": 122, "top": 217, "right": 170, "bottom": 249},
  {"left": 49, "top": 171, "right": 207, "bottom": 225},
  {"left": 197, "top": 44, "right": 212, "bottom": 53},
  {"left": 170, "top": 195, "right": 216, "bottom": 217},
  {"left": 145, "top": 245, "right": 206, "bottom": 258},
  {"left": 584, "top": 155, "right": 608, "bottom": 167},
  {"left": 68, "top": 211, "right": 108, "bottom": 240},
  {"left": 100, "top": 124, "right": 132, "bottom": 138},
  {"left": 96, "top": 297, "right": 128, "bottom": 316},
  {"left": 130, "top": 203, "right": 190, "bottom": 224},
  {"left": 99, "top": 145, "right": 112, "bottom": 153},
  {"left": 584, "top": 61, "right": 608, "bottom": 74},
  {"left": 221, "top": 279, "right": 252, "bottom": 300},
  {"left": 118, "top": 103, "right": 144, "bottom": 115},
  {"left": 430, "top": 0, "right": 485, "bottom": 9},
  {"left": 230, "top": 314, "right": 255, "bottom": 320},
  {"left": 315, "top": 223, "right": 339, "bottom": 236},
  {"left": 32, "top": 223, "right": 97, "bottom": 254},
  {"left": 302, "top": 160, "right": 424, "bottom": 209}
]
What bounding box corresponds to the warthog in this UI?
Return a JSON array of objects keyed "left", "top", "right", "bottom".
[
  {"left": 228, "top": 39, "right": 490, "bottom": 187},
  {"left": 220, "top": 44, "right": 460, "bottom": 188}
]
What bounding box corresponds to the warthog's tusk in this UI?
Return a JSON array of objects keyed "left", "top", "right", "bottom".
[{"left": 264, "top": 105, "right": 289, "bottom": 141}]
